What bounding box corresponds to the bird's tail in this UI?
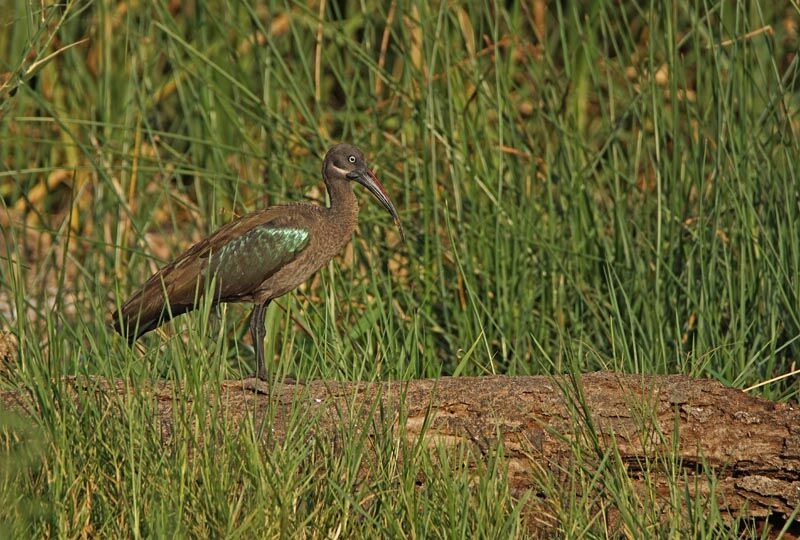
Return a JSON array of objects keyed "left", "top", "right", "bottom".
[
  {"left": 112, "top": 287, "right": 163, "bottom": 344},
  {"left": 112, "top": 281, "right": 194, "bottom": 344}
]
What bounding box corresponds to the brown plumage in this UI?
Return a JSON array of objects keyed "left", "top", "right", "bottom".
[{"left": 112, "top": 144, "right": 403, "bottom": 380}]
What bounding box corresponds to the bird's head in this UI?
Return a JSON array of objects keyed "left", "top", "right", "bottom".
[{"left": 324, "top": 143, "right": 405, "bottom": 242}]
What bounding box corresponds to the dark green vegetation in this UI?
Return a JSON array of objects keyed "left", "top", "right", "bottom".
[{"left": 1, "top": 0, "right": 798, "bottom": 537}]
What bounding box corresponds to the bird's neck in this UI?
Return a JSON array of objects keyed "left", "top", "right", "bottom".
[{"left": 324, "top": 178, "right": 359, "bottom": 239}]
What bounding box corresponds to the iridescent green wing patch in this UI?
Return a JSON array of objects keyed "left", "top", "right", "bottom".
[{"left": 207, "top": 224, "right": 310, "bottom": 300}]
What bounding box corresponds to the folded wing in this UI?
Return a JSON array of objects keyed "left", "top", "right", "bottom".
[{"left": 113, "top": 217, "right": 310, "bottom": 342}]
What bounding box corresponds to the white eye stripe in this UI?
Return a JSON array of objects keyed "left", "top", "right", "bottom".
[
  {"left": 330, "top": 163, "right": 350, "bottom": 176},
  {"left": 348, "top": 155, "right": 356, "bottom": 163}
]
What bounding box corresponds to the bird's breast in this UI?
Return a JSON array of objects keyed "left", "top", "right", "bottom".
[{"left": 256, "top": 217, "right": 356, "bottom": 301}]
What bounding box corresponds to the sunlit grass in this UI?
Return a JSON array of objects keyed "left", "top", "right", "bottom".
[{"left": 1, "top": 0, "right": 798, "bottom": 536}]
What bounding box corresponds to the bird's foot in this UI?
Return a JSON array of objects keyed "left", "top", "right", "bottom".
[
  {"left": 279, "top": 374, "right": 306, "bottom": 385},
  {"left": 241, "top": 370, "right": 306, "bottom": 394},
  {"left": 241, "top": 377, "right": 270, "bottom": 395},
  {"left": 255, "top": 368, "right": 306, "bottom": 384}
]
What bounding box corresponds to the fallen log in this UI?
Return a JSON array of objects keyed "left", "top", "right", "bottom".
[{"left": 1, "top": 372, "right": 798, "bottom": 532}]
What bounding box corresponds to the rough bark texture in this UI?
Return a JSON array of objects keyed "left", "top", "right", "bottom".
[{"left": 2, "top": 372, "right": 798, "bottom": 530}]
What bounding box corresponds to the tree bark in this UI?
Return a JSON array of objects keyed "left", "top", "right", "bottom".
[{"left": 2, "top": 372, "right": 798, "bottom": 531}]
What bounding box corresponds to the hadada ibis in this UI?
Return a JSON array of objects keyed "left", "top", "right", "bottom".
[{"left": 113, "top": 144, "right": 403, "bottom": 380}]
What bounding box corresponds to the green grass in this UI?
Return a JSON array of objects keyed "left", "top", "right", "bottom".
[{"left": 1, "top": 0, "right": 799, "bottom": 536}]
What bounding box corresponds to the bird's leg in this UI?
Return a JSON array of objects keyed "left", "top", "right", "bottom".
[
  {"left": 246, "top": 300, "right": 304, "bottom": 388},
  {"left": 249, "top": 301, "right": 269, "bottom": 381}
]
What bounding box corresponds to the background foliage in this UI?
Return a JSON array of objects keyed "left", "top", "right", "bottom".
[{"left": 0, "top": 0, "right": 798, "bottom": 536}]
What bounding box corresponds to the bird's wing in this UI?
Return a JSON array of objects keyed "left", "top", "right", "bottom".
[
  {"left": 204, "top": 220, "right": 310, "bottom": 301},
  {"left": 114, "top": 212, "right": 311, "bottom": 341}
]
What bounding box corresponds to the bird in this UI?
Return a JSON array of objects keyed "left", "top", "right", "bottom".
[{"left": 112, "top": 143, "right": 403, "bottom": 381}]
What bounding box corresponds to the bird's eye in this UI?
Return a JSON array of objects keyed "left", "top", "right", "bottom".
[{"left": 348, "top": 155, "right": 356, "bottom": 163}]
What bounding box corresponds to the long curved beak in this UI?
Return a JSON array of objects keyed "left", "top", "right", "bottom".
[{"left": 348, "top": 168, "right": 405, "bottom": 242}]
